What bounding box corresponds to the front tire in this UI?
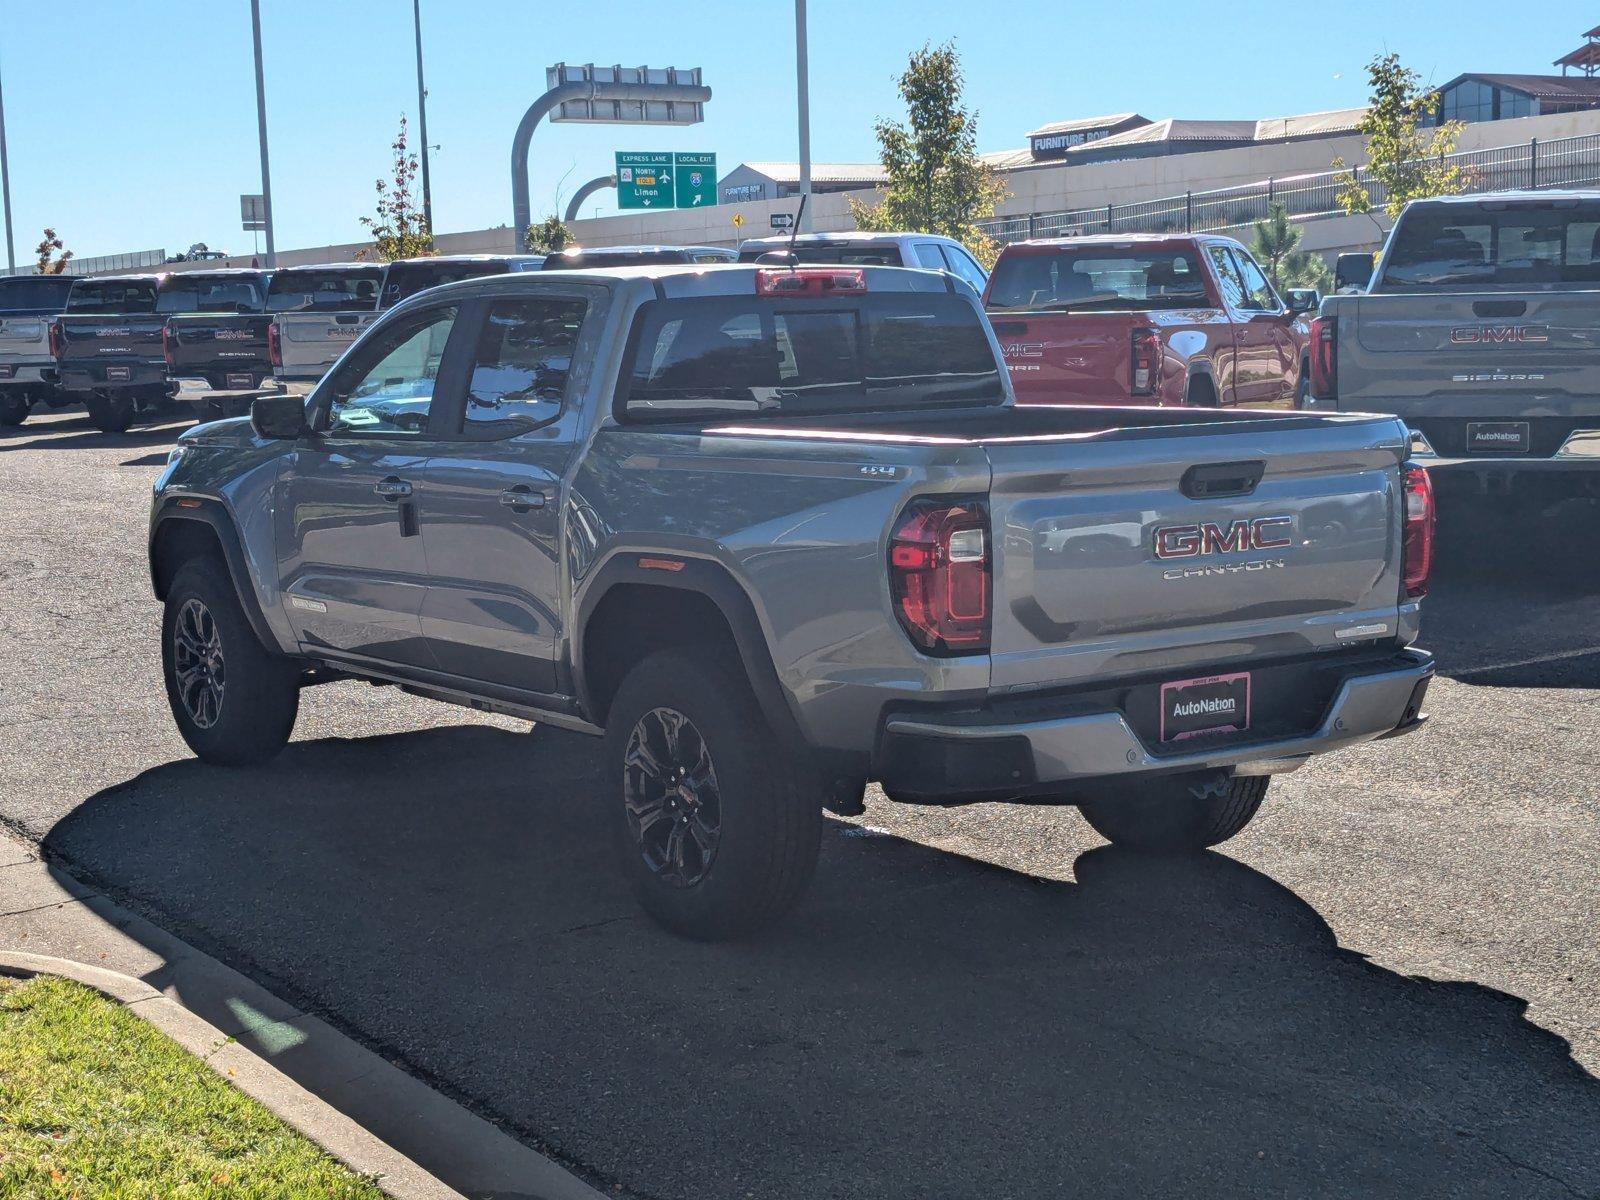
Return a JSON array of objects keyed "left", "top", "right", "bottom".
[
  {"left": 604, "top": 649, "right": 822, "bottom": 940},
  {"left": 84, "top": 392, "right": 135, "bottom": 433},
  {"left": 0, "top": 393, "right": 30, "bottom": 427},
  {"left": 162, "top": 558, "right": 299, "bottom": 765},
  {"left": 1078, "top": 773, "right": 1268, "bottom": 852}
]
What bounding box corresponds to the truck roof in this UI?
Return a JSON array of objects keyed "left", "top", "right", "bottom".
[
  {"left": 1403, "top": 188, "right": 1600, "bottom": 207},
  {"left": 1005, "top": 232, "right": 1239, "bottom": 250},
  {"left": 267, "top": 261, "right": 384, "bottom": 275},
  {"left": 740, "top": 231, "right": 961, "bottom": 247}
]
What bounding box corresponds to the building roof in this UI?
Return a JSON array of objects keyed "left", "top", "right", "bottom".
[
  {"left": 734, "top": 162, "right": 886, "bottom": 185},
  {"left": 1025, "top": 112, "right": 1145, "bottom": 139},
  {"left": 980, "top": 147, "right": 1036, "bottom": 171},
  {"left": 1253, "top": 106, "right": 1368, "bottom": 141},
  {"left": 1070, "top": 118, "right": 1256, "bottom": 152},
  {"left": 1442, "top": 72, "right": 1600, "bottom": 101}
]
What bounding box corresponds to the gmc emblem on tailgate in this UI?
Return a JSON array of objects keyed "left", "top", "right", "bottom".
[
  {"left": 1449, "top": 325, "right": 1548, "bottom": 344},
  {"left": 1154, "top": 516, "right": 1294, "bottom": 559}
]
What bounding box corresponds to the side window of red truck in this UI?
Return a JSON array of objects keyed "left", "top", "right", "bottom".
[
  {"left": 1233, "top": 251, "right": 1284, "bottom": 313},
  {"left": 1207, "top": 246, "right": 1249, "bottom": 311}
]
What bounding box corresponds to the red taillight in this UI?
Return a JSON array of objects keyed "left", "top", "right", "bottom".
[
  {"left": 1131, "top": 326, "right": 1160, "bottom": 397},
  {"left": 267, "top": 320, "right": 281, "bottom": 369},
  {"left": 1309, "top": 315, "right": 1337, "bottom": 399},
  {"left": 48, "top": 320, "right": 62, "bottom": 359},
  {"left": 889, "top": 499, "right": 990, "bottom": 655},
  {"left": 1401, "top": 464, "right": 1434, "bottom": 599},
  {"left": 755, "top": 268, "right": 867, "bottom": 297},
  {"left": 161, "top": 324, "right": 175, "bottom": 369}
]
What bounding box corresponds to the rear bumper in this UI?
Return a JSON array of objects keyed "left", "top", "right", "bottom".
[
  {"left": 1408, "top": 427, "right": 1600, "bottom": 472},
  {"left": 875, "top": 647, "right": 1433, "bottom": 802},
  {"left": 59, "top": 362, "right": 170, "bottom": 394},
  {"left": 0, "top": 363, "right": 58, "bottom": 388},
  {"left": 172, "top": 374, "right": 283, "bottom": 404}
]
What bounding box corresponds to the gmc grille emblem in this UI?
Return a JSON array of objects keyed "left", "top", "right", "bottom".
[
  {"left": 1154, "top": 516, "right": 1294, "bottom": 560},
  {"left": 1449, "top": 325, "right": 1548, "bottom": 344}
]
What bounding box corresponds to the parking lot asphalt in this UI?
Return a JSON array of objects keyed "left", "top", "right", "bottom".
[{"left": 3, "top": 406, "right": 1598, "bottom": 1199}]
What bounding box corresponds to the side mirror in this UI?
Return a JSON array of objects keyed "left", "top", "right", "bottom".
[
  {"left": 1285, "top": 288, "right": 1320, "bottom": 315},
  {"left": 250, "top": 393, "right": 309, "bottom": 440},
  {"left": 1334, "top": 252, "right": 1374, "bottom": 293}
]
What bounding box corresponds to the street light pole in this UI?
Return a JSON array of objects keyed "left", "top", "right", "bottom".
[
  {"left": 413, "top": 0, "right": 433, "bottom": 232},
  {"left": 249, "top": 0, "right": 276, "bottom": 267},
  {"left": 794, "top": 0, "right": 812, "bottom": 232},
  {"left": 0, "top": 56, "right": 15, "bottom": 271}
]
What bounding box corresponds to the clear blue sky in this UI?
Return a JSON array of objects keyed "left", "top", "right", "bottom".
[{"left": 3, "top": 0, "right": 1596, "bottom": 261}]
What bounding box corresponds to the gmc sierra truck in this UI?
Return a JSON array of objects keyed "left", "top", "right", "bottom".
[
  {"left": 162, "top": 269, "right": 276, "bottom": 418},
  {"left": 985, "top": 234, "right": 1316, "bottom": 407},
  {"left": 0, "top": 274, "right": 78, "bottom": 426},
  {"left": 54, "top": 274, "right": 172, "bottom": 432},
  {"left": 267, "top": 263, "right": 384, "bottom": 387},
  {"left": 376, "top": 254, "right": 545, "bottom": 310},
  {"left": 1308, "top": 190, "right": 1600, "bottom": 502},
  {"left": 148, "top": 263, "right": 1435, "bottom": 939}
]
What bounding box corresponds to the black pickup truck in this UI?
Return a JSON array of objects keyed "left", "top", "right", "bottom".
[
  {"left": 54, "top": 274, "right": 172, "bottom": 432},
  {"left": 161, "top": 269, "right": 275, "bottom": 417}
]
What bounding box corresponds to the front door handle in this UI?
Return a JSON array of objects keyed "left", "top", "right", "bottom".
[
  {"left": 500, "top": 485, "right": 548, "bottom": 512},
  {"left": 373, "top": 476, "right": 413, "bottom": 501}
]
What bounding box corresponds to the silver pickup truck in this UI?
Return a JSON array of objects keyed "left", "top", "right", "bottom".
[
  {"left": 148, "top": 264, "right": 1435, "bottom": 938},
  {"left": 1309, "top": 191, "right": 1600, "bottom": 498},
  {"left": 267, "top": 263, "right": 384, "bottom": 387},
  {"left": 0, "top": 274, "right": 78, "bottom": 426}
]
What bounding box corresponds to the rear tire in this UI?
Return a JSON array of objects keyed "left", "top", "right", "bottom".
[
  {"left": 1294, "top": 366, "right": 1310, "bottom": 409},
  {"left": 604, "top": 649, "right": 822, "bottom": 940},
  {"left": 1078, "top": 773, "right": 1268, "bottom": 852},
  {"left": 84, "top": 393, "right": 135, "bottom": 433},
  {"left": 162, "top": 558, "right": 299, "bottom": 766},
  {"left": 0, "top": 393, "right": 29, "bottom": 426}
]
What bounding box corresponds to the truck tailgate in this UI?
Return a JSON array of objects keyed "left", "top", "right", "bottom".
[
  {"left": 276, "top": 311, "right": 372, "bottom": 376},
  {"left": 0, "top": 316, "right": 50, "bottom": 361},
  {"left": 167, "top": 315, "right": 272, "bottom": 385},
  {"left": 983, "top": 417, "right": 1407, "bottom": 691},
  {"left": 989, "top": 312, "right": 1138, "bottom": 404}
]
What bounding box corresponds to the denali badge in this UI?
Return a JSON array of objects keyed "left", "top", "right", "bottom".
[
  {"left": 1449, "top": 325, "right": 1548, "bottom": 344},
  {"left": 1153, "top": 516, "right": 1293, "bottom": 559}
]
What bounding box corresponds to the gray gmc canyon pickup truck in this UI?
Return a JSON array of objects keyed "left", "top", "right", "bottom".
[
  {"left": 149, "top": 264, "right": 1435, "bottom": 938},
  {"left": 1309, "top": 191, "right": 1600, "bottom": 502}
]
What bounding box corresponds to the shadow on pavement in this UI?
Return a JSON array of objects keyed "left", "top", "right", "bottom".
[
  {"left": 45, "top": 722, "right": 1600, "bottom": 1199},
  {"left": 0, "top": 419, "right": 193, "bottom": 452}
]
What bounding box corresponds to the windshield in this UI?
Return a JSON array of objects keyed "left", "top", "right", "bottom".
[
  {"left": 619, "top": 292, "right": 1003, "bottom": 421},
  {"left": 266, "top": 268, "right": 381, "bottom": 312},
  {"left": 986, "top": 249, "right": 1211, "bottom": 312},
  {"left": 65, "top": 280, "right": 159, "bottom": 314},
  {"left": 155, "top": 275, "right": 266, "bottom": 314},
  {"left": 737, "top": 242, "right": 905, "bottom": 266},
  {"left": 0, "top": 277, "right": 77, "bottom": 312},
  {"left": 380, "top": 261, "right": 509, "bottom": 308},
  {"left": 1379, "top": 200, "right": 1600, "bottom": 291}
]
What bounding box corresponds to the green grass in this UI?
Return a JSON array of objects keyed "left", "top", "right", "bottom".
[{"left": 0, "top": 974, "right": 388, "bottom": 1198}]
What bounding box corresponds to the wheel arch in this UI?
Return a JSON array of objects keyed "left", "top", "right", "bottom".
[{"left": 149, "top": 498, "right": 281, "bottom": 654}]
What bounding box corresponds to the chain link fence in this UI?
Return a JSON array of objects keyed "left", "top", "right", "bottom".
[{"left": 976, "top": 132, "right": 1600, "bottom": 244}]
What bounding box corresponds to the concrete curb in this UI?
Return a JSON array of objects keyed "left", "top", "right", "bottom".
[{"left": 0, "top": 951, "right": 465, "bottom": 1200}]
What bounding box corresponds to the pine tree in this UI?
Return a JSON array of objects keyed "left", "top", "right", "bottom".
[{"left": 1249, "top": 202, "right": 1332, "bottom": 293}]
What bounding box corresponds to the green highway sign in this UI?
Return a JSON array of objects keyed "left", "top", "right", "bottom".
[
  {"left": 616, "top": 152, "right": 675, "bottom": 209},
  {"left": 616, "top": 151, "right": 716, "bottom": 209},
  {"left": 673, "top": 153, "right": 717, "bottom": 208}
]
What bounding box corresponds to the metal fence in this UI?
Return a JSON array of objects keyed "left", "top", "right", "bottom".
[
  {"left": 976, "top": 132, "right": 1600, "bottom": 244},
  {"left": 0, "top": 248, "right": 166, "bottom": 278}
]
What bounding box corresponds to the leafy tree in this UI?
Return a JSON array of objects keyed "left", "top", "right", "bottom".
[
  {"left": 848, "top": 41, "right": 1006, "bottom": 267},
  {"left": 1249, "top": 202, "right": 1332, "bottom": 293},
  {"left": 525, "top": 215, "right": 574, "bottom": 254},
  {"left": 1335, "top": 53, "right": 1466, "bottom": 218},
  {"left": 358, "top": 115, "right": 434, "bottom": 262},
  {"left": 35, "top": 228, "right": 73, "bottom": 275}
]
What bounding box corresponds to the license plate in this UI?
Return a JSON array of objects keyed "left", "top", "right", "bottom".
[
  {"left": 1160, "top": 671, "right": 1251, "bottom": 742},
  {"left": 1467, "top": 421, "right": 1530, "bottom": 454},
  {"left": 104, "top": 365, "right": 131, "bottom": 382},
  {"left": 226, "top": 372, "right": 254, "bottom": 389}
]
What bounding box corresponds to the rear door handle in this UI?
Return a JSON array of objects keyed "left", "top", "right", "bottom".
[
  {"left": 373, "top": 477, "right": 413, "bottom": 500},
  {"left": 500, "top": 485, "right": 548, "bottom": 511}
]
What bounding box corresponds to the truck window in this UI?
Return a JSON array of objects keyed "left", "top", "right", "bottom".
[
  {"left": 1232, "top": 250, "right": 1282, "bottom": 312},
  {"left": 1206, "top": 246, "right": 1249, "bottom": 310},
  {"left": 266, "top": 269, "right": 381, "bottom": 313},
  {"left": 619, "top": 292, "right": 1002, "bottom": 421},
  {"left": 65, "top": 280, "right": 159, "bottom": 314},
  {"left": 0, "top": 276, "right": 77, "bottom": 311},
  {"left": 987, "top": 250, "right": 1210, "bottom": 312},
  {"left": 940, "top": 245, "right": 989, "bottom": 293},
  {"left": 1380, "top": 200, "right": 1600, "bottom": 290},
  {"left": 462, "top": 297, "right": 587, "bottom": 433},
  {"left": 327, "top": 305, "right": 459, "bottom": 436},
  {"left": 156, "top": 276, "right": 265, "bottom": 314},
  {"left": 380, "top": 261, "right": 509, "bottom": 308},
  {"left": 736, "top": 243, "right": 905, "bottom": 266}
]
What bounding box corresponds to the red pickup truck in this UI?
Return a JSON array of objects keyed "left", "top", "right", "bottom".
[{"left": 983, "top": 234, "right": 1316, "bottom": 407}]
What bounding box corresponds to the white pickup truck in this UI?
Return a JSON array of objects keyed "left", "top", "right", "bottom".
[{"left": 0, "top": 274, "right": 78, "bottom": 426}]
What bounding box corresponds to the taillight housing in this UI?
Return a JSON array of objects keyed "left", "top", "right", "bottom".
[
  {"left": 1401, "top": 464, "right": 1434, "bottom": 599},
  {"left": 889, "top": 498, "right": 991, "bottom": 655},
  {"left": 267, "top": 320, "right": 282, "bottom": 369},
  {"left": 47, "top": 320, "right": 62, "bottom": 360},
  {"left": 1309, "top": 315, "right": 1337, "bottom": 399},
  {"left": 755, "top": 267, "right": 867, "bottom": 297},
  {"left": 1130, "top": 326, "right": 1160, "bottom": 397},
  {"left": 161, "top": 323, "right": 175, "bottom": 369}
]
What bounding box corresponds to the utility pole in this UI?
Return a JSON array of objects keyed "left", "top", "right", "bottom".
[
  {"left": 0, "top": 56, "right": 14, "bottom": 272},
  {"left": 249, "top": 0, "right": 276, "bottom": 267},
  {"left": 794, "top": 0, "right": 812, "bottom": 231},
  {"left": 413, "top": 0, "right": 432, "bottom": 232}
]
